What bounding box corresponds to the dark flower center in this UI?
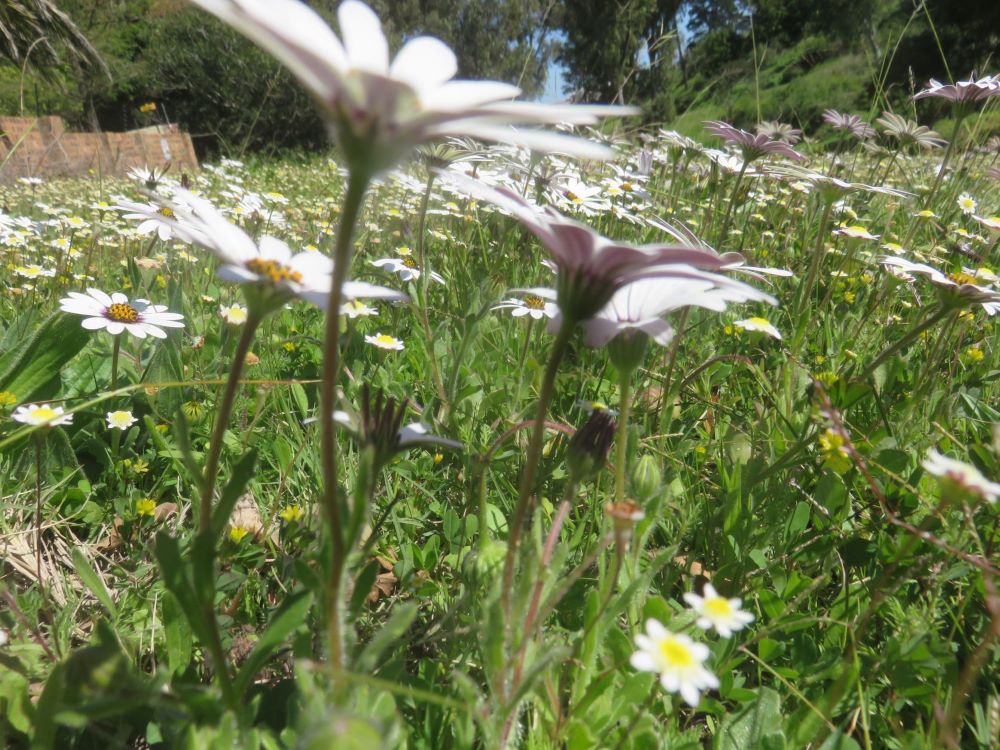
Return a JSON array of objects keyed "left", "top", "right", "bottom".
[
  {"left": 948, "top": 271, "right": 977, "bottom": 286},
  {"left": 402, "top": 256, "right": 418, "bottom": 269},
  {"left": 106, "top": 303, "right": 139, "bottom": 322},
  {"left": 246, "top": 258, "right": 303, "bottom": 284},
  {"left": 524, "top": 295, "right": 546, "bottom": 310}
]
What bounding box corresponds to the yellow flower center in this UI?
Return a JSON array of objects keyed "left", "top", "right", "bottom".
[
  {"left": 524, "top": 295, "right": 546, "bottom": 310},
  {"left": 621, "top": 182, "right": 633, "bottom": 192},
  {"left": 402, "top": 256, "right": 418, "bottom": 269},
  {"left": 704, "top": 596, "right": 734, "bottom": 618},
  {"left": 948, "top": 271, "right": 977, "bottom": 286},
  {"left": 565, "top": 191, "right": 581, "bottom": 203},
  {"left": 31, "top": 406, "right": 58, "bottom": 421},
  {"left": 106, "top": 303, "right": 140, "bottom": 322},
  {"left": 158, "top": 207, "right": 174, "bottom": 218},
  {"left": 245, "top": 258, "right": 303, "bottom": 284},
  {"left": 659, "top": 636, "right": 695, "bottom": 668},
  {"left": 375, "top": 334, "right": 398, "bottom": 346}
]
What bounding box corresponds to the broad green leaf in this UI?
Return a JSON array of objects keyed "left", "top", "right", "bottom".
[{"left": 0, "top": 313, "right": 90, "bottom": 404}]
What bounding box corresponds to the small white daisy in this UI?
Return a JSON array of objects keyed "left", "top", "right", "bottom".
[
  {"left": 630, "top": 619, "right": 719, "bottom": 707},
  {"left": 683, "top": 583, "right": 755, "bottom": 637},
  {"left": 371, "top": 257, "right": 445, "bottom": 285},
  {"left": 957, "top": 193, "right": 977, "bottom": 215},
  {"left": 106, "top": 410, "right": 138, "bottom": 431},
  {"left": 922, "top": 449, "right": 1000, "bottom": 504},
  {"left": 341, "top": 299, "right": 378, "bottom": 318},
  {"left": 219, "top": 303, "right": 249, "bottom": 325},
  {"left": 365, "top": 332, "right": 404, "bottom": 351},
  {"left": 12, "top": 403, "right": 73, "bottom": 427},
  {"left": 733, "top": 317, "right": 782, "bottom": 340},
  {"left": 492, "top": 292, "right": 558, "bottom": 320},
  {"left": 59, "top": 288, "right": 185, "bottom": 339}
]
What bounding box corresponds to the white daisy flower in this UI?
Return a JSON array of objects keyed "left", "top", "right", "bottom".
[
  {"left": 371, "top": 257, "right": 445, "bottom": 285},
  {"left": 683, "top": 583, "right": 755, "bottom": 637},
  {"left": 106, "top": 410, "right": 138, "bottom": 431},
  {"left": 59, "top": 289, "right": 185, "bottom": 339},
  {"left": 629, "top": 619, "right": 719, "bottom": 707},
  {"left": 922, "top": 449, "right": 1000, "bottom": 504},
  {"left": 365, "top": 332, "right": 404, "bottom": 350},
  {"left": 733, "top": 317, "right": 782, "bottom": 339},
  {"left": 12, "top": 403, "right": 73, "bottom": 427},
  {"left": 219, "top": 303, "right": 249, "bottom": 325},
  {"left": 492, "top": 291, "right": 558, "bottom": 320},
  {"left": 341, "top": 299, "right": 378, "bottom": 318},
  {"left": 957, "top": 193, "right": 977, "bottom": 215}
]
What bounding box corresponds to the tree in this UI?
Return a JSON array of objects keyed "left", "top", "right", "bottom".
[{"left": 0, "top": 0, "right": 105, "bottom": 76}]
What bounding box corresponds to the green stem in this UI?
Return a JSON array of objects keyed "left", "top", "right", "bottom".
[
  {"left": 500, "top": 320, "right": 575, "bottom": 618},
  {"left": 34, "top": 433, "right": 43, "bottom": 590},
  {"left": 716, "top": 159, "right": 750, "bottom": 248},
  {"left": 110, "top": 335, "right": 121, "bottom": 392},
  {"left": 856, "top": 305, "right": 951, "bottom": 381},
  {"left": 615, "top": 370, "right": 633, "bottom": 503},
  {"left": 791, "top": 198, "right": 835, "bottom": 351},
  {"left": 199, "top": 311, "right": 262, "bottom": 536},
  {"left": 320, "top": 167, "right": 371, "bottom": 671},
  {"left": 415, "top": 172, "right": 447, "bottom": 406}
]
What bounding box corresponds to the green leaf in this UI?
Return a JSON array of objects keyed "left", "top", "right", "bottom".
[
  {"left": 233, "top": 590, "right": 313, "bottom": 698},
  {"left": 161, "top": 591, "right": 193, "bottom": 677},
  {"left": 212, "top": 448, "right": 258, "bottom": 539},
  {"left": 69, "top": 548, "right": 117, "bottom": 620},
  {"left": 354, "top": 603, "right": 418, "bottom": 672},
  {"left": 0, "top": 313, "right": 90, "bottom": 404},
  {"left": 153, "top": 532, "right": 214, "bottom": 647},
  {"left": 716, "top": 687, "right": 784, "bottom": 750}
]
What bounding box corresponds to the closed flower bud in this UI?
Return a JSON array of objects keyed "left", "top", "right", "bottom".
[
  {"left": 632, "top": 454, "right": 662, "bottom": 500},
  {"left": 566, "top": 410, "right": 617, "bottom": 483}
]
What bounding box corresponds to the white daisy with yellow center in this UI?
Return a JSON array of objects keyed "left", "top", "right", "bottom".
[
  {"left": 341, "top": 299, "right": 378, "bottom": 318},
  {"left": 683, "top": 583, "right": 755, "bottom": 637},
  {"left": 733, "top": 317, "right": 782, "bottom": 340},
  {"left": 12, "top": 403, "right": 73, "bottom": 427},
  {"left": 957, "top": 192, "right": 977, "bottom": 215},
  {"left": 834, "top": 224, "right": 879, "bottom": 240},
  {"left": 630, "top": 619, "right": 719, "bottom": 706},
  {"left": 365, "top": 332, "right": 404, "bottom": 351},
  {"left": 219, "top": 303, "right": 249, "bottom": 325},
  {"left": 106, "top": 410, "right": 138, "bottom": 431}
]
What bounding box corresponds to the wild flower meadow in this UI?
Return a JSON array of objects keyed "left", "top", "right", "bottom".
[{"left": 0, "top": 2, "right": 999, "bottom": 748}]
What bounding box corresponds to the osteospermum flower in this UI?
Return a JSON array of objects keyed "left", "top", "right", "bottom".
[
  {"left": 914, "top": 74, "right": 1000, "bottom": 104},
  {"left": 12, "top": 403, "right": 73, "bottom": 427},
  {"left": 974, "top": 215, "right": 1000, "bottom": 232},
  {"left": 187, "top": 0, "right": 633, "bottom": 171},
  {"left": 630, "top": 619, "right": 719, "bottom": 707},
  {"left": 957, "top": 193, "right": 977, "bottom": 215},
  {"left": 683, "top": 583, "right": 755, "bottom": 637},
  {"left": 822, "top": 109, "right": 876, "bottom": 140},
  {"left": 733, "top": 317, "right": 781, "bottom": 339},
  {"left": 106, "top": 410, "right": 138, "bottom": 431},
  {"left": 60, "top": 289, "right": 185, "bottom": 339},
  {"left": 580, "top": 275, "right": 775, "bottom": 348},
  {"left": 341, "top": 299, "right": 378, "bottom": 318},
  {"left": 704, "top": 120, "right": 806, "bottom": 162},
  {"left": 922, "top": 449, "right": 1000, "bottom": 504},
  {"left": 115, "top": 198, "right": 185, "bottom": 241},
  {"left": 442, "top": 172, "right": 742, "bottom": 323},
  {"left": 365, "top": 332, "right": 404, "bottom": 350}
]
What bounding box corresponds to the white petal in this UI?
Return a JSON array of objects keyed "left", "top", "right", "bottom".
[
  {"left": 339, "top": 0, "right": 389, "bottom": 73},
  {"left": 87, "top": 288, "right": 113, "bottom": 306},
  {"left": 390, "top": 37, "right": 457, "bottom": 94},
  {"left": 629, "top": 652, "right": 657, "bottom": 672},
  {"left": 80, "top": 317, "right": 110, "bottom": 330}
]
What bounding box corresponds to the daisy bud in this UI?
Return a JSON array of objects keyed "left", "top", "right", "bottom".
[
  {"left": 607, "top": 328, "right": 649, "bottom": 375},
  {"left": 566, "top": 410, "right": 616, "bottom": 483},
  {"left": 631, "top": 454, "right": 662, "bottom": 501}
]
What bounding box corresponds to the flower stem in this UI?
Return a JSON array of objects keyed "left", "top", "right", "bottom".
[
  {"left": 716, "top": 159, "right": 750, "bottom": 248},
  {"left": 415, "top": 172, "right": 447, "bottom": 407},
  {"left": 615, "top": 370, "right": 633, "bottom": 503},
  {"left": 791, "top": 198, "right": 835, "bottom": 351},
  {"left": 110, "top": 335, "right": 121, "bottom": 392},
  {"left": 856, "top": 305, "right": 951, "bottom": 381},
  {"left": 320, "top": 167, "right": 371, "bottom": 671},
  {"left": 199, "top": 311, "right": 262, "bottom": 536},
  {"left": 500, "top": 319, "right": 575, "bottom": 617},
  {"left": 33, "top": 433, "right": 44, "bottom": 590}
]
